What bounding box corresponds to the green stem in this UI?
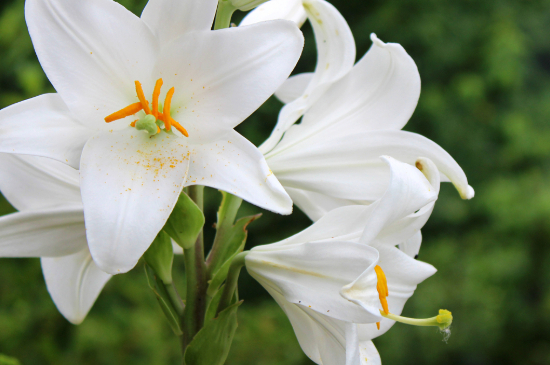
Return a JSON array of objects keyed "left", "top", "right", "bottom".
[
  {"left": 216, "top": 252, "right": 248, "bottom": 316},
  {"left": 214, "top": 1, "right": 237, "bottom": 30},
  {"left": 182, "top": 186, "right": 207, "bottom": 352},
  {"left": 206, "top": 193, "right": 243, "bottom": 277}
]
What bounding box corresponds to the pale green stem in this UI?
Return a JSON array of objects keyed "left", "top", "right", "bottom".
[
  {"left": 216, "top": 252, "right": 248, "bottom": 316},
  {"left": 182, "top": 186, "right": 207, "bottom": 352},
  {"left": 214, "top": 1, "right": 237, "bottom": 30}
]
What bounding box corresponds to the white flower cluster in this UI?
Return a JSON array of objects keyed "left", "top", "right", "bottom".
[{"left": 0, "top": 0, "right": 472, "bottom": 363}]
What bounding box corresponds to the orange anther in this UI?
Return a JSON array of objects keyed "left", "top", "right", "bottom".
[
  {"left": 105, "top": 102, "right": 143, "bottom": 123},
  {"left": 152, "top": 78, "right": 163, "bottom": 119},
  {"left": 163, "top": 87, "right": 175, "bottom": 131},
  {"left": 376, "top": 322, "right": 380, "bottom": 330},
  {"left": 135, "top": 81, "right": 151, "bottom": 115},
  {"left": 375, "top": 265, "right": 389, "bottom": 315},
  {"left": 157, "top": 125, "right": 161, "bottom": 134},
  {"left": 130, "top": 119, "right": 138, "bottom": 127},
  {"left": 171, "top": 120, "right": 189, "bottom": 137}
]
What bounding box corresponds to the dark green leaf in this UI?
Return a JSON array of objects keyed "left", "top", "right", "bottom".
[
  {"left": 184, "top": 301, "right": 242, "bottom": 365},
  {"left": 143, "top": 230, "right": 173, "bottom": 284}
]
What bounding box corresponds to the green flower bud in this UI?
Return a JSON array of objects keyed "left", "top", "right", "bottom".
[{"left": 163, "top": 191, "right": 205, "bottom": 250}]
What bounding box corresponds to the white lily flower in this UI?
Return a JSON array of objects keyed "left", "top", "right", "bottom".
[
  {"left": 0, "top": 153, "right": 183, "bottom": 324},
  {"left": 245, "top": 156, "right": 439, "bottom": 364},
  {"left": 244, "top": 0, "right": 474, "bottom": 221},
  {"left": 0, "top": 0, "right": 304, "bottom": 274}
]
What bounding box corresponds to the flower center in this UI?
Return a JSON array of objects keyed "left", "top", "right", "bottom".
[{"left": 104, "top": 78, "right": 189, "bottom": 137}]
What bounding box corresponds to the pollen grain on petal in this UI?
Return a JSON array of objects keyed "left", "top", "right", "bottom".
[{"left": 105, "top": 102, "right": 143, "bottom": 123}]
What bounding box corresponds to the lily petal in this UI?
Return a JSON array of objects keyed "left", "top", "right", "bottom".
[
  {"left": 141, "top": 0, "right": 218, "bottom": 46},
  {"left": 80, "top": 128, "right": 190, "bottom": 274},
  {"left": 247, "top": 241, "right": 382, "bottom": 323},
  {"left": 268, "top": 129, "right": 473, "bottom": 202},
  {"left": 359, "top": 341, "right": 381, "bottom": 365},
  {"left": 187, "top": 130, "right": 292, "bottom": 214},
  {"left": 399, "top": 231, "right": 422, "bottom": 258},
  {"left": 154, "top": 20, "right": 303, "bottom": 144},
  {"left": 301, "top": 33, "right": 420, "bottom": 135},
  {"left": 41, "top": 247, "right": 111, "bottom": 324},
  {"left": 0, "top": 94, "right": 92, "bottom": 168},
  {"left": 285, "top": 187, "right": 365, "bottom": 221},
  {"left": 275, "top": 72, "right": 314, "bottom": 104},
  {"left": 240, "top": 0, "right": 307, "bottom": 27},
  {"left": 25, "top": 0, "right": 158, "bottom": 128},
  {"left": 355, "top": 243, "right": 436, "bottom": 339},
  {"left": 0, "top": 153, "right": 80, "bottom": 212},
  {"left": 0, "top": 207, "right": 86, "bottom": 257},
  {"left": 272, "top": 157, "right": 436, "bottom": 246},
  {"left": 260, "top": 0, "right": 355, "bottom": 153}
]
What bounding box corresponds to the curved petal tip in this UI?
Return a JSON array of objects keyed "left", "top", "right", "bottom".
[{"left": 462, "top": 185, "right": 475, "bottom": 200}]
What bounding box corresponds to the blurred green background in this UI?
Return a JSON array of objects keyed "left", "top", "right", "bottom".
[{"left": 0, "top": 0, "right": 549, "bottom": 364}]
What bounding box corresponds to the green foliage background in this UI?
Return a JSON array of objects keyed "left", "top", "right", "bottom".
[{"left": 0, "top": 0, "right": 549, "bottom": 364}]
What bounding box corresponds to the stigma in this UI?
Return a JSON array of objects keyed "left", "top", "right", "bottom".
[
  {"left": 104, "top": 79, "right": 189, "bottom": 137},
  {"left": 374, "top": 265, "right": 453, "bottom": 332}
]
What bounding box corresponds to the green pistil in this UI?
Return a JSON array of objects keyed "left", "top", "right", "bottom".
[{"left": 381, "top": 309, "right": 453, "bottom": 331}]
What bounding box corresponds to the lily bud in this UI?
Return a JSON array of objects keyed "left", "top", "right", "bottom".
[
  {"left": 163, "top": 191, "right": 205, "bottom": 250},
  {"left": 144, "top": 231, "right": 174, "bottom": 284},
  {"left": 227, "top": 0, "right": 269, "bottom": 12}
]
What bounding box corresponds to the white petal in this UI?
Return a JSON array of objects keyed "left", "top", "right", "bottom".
[
  {"left": 0, "top": 154, "right": 80, "bottom": 212},
  {"left": 0, "top": 207, "right": 86, "bottom": 257},
  {"left": 153, "top": 20, "right": 303, "bottom": 144},
  {"left": 187, "top": 130, "right": 292, "bottom": 214},
  {"left": 247, "top": 241, "right": 381, "bottom": 323},
  {"left": 399, "top": 231, "right": 422, "bottom": 258},
  {"left": 359, "top": 341, "right": 381, "bottom": 365},
  {"left": 260, "top": 0, "right": 355, "bottom": 153},
  {"left": 0, "top": 94, "right": 93, "bottom": 168},
  {"left": 301, "top": 33, "right": 420, "bottom": 135},
  {"left": 268, "top": 129, "right": 472, "bottom": 202},
  {"left": 141, "top": 0, "right": 217, "bottom": 46},
  {"left": 373, "top": 157, "right": 441, "bottom": 246},
  {"left": 356, "top": 243, "right": 436, "bottom": 340},
  {"left": 80, "top": 128, "right": 190, "bottom": 274},
  {"left": 275, "top": 72, "right": 314, "bottom": 104},
  {"left": 25, "top": 0, "right": 158, "bottom": 128},
  {"left": 286, "top": 187, "right": 365, "bottom": 221},
  {"left": 240, "top": 0, "right": 307, "bottom": 27},
  {"left": 359, "top": 157, "right": 437, "bottom": 244},
  {"left": 272, "top": 157, "right": 436, "bottom": 247},
  {"left": 42, "top": 247, "right": 111, "bottom": 324},
  {"left": 345, "top": 323, "right": 361, "bottom": 365}
]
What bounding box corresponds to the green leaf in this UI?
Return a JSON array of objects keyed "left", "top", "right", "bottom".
[
  {"left": 207, "top": 213, "right": 261, "bottom": 280},
  {"left": 143, "top": 230, "right": 174, "bottom": 284},
  {"left": 144, "top": 265, "right": 183, "bottom": 336},
  {"left": 184, "top": 301, "right": 242, "bottom": 365},
  {"left": 0, "top": 354, "right": 20, "bottom": 365},
  {"left": 164, "top": 191, "right": 205, "bottom": 250}
]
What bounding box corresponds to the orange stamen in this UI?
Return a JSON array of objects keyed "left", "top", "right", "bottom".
[
  {"left": 375, "top": 265, "right": 389, "bottom": 315},
  {"left": 163, "top": 87, "right": 175, "bottom": 131},
  {"left": 130, "top": 119, "right": 138, "bottom": 127},
  {"left": 135, "top": 81, "right": 151, "bottom": 115},
  {"left": 152, "top": 78, "right": 163, "bottom": 119},
  {"left": 170, "top": 119, "right": 189, "bottom": 137},
  {"left": 105, "top": 102, "right": 143, "bottom": 123},
  {"left": 376, "top": 322, "right": 380, "bottom": 330}
]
